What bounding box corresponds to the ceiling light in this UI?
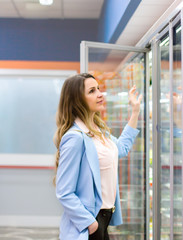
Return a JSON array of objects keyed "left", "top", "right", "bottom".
[
  {"left": 176, "top": 26, "right": 181, "bottom": 34},
  {"left": 39, "top": 0, "right": 53, "bottom": 5},
  {"left": 160, "top": 37, "right": 169, "bottom": 47}
]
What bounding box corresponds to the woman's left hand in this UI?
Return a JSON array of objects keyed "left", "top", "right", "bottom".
[{"left": 129, "top": 85, "right": 143, "bottom": 114}]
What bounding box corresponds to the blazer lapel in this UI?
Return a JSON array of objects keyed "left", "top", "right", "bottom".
[
  {"left": 72, "top": 124, "right": 102, "bottom": 203},
  {"left": 82, "top": 133, "right": 102, "bottom": 198}
]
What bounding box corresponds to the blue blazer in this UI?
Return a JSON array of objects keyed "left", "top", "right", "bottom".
[{"left": 56, "top": 122, "right": 139, "bottom": 240}]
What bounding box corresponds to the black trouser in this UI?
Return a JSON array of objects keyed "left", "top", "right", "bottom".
[{"left": 89, "top": 209, "right": 112, "bottom": 240}]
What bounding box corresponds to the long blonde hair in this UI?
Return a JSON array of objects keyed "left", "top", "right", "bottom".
[{"left": 53, "top": 73, "right": 110, "bottom": 185}]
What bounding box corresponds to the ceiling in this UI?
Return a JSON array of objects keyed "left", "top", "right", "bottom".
[
  {"left": 0, "top": 0, "right": 104, "bottom": 19},
  {"left": 116, "top": 0, "right": 179, "bottom": 46},
  {"left": 0, "top": 0, "right": 180, "bottom": 46}
]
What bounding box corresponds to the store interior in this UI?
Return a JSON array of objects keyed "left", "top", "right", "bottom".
[{"left": 0, "top": 1, "right": 183, "bottom": 240}]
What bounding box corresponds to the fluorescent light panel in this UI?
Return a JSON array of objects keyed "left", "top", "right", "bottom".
[{"left": 39, "top": 0, "right": 53, "bottom": 5}]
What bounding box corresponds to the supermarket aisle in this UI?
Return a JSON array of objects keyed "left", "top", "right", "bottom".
[{"left": 0, "top": 227, "right": 59, "bottom": 240}]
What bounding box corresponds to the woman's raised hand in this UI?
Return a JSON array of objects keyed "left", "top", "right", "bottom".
[{"left": 129, "top": 85, "right": 143, "bottom": 114}]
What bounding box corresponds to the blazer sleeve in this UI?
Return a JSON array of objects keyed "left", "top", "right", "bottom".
[
  {"left": 56, "top": 131, "right": 96, "bottom": 233},
  {"left": 110, "top": 124, "right": 140, "bottom": 158}
]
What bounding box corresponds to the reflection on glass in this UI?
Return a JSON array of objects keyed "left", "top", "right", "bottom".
[
  {"left": 173, "top": 23, "right": 182, "bottom": 240},
  {"left": 160, "top": 33, "right": 171, "bottom": 240},
  {"left": 88, "top": 47, "right": 145, "bottom": 239}
]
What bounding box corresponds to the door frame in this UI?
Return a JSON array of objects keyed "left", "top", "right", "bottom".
[
  {"left": 80, "top": 40, "right": 150, "bottom": 240},
  {"left": 80, "top": 41, "right": 149, "bottom": 73}
]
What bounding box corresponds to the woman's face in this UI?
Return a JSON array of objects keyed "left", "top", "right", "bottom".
[{"left": 84, "top": 77, "right": 104, "bottom": 113}]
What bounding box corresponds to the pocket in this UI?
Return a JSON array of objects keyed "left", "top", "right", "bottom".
[
  {"left": 88, "top": 223, "right": 99, "bottom": 239},
  {"left": 89, "top": 224, "right": 99, "bottom": 236}
]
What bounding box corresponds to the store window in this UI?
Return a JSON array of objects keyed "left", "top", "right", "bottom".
[{"left": 0, "top": 71, "right": 75, "bottom": 155}]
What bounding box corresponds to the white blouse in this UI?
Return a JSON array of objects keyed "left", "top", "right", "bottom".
[{"left": 75, "top": 118, "right": 118, "bottom": 209}]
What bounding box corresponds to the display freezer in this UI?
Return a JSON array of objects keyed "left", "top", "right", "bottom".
[
  {"left": 80, "top": 9, "right": 183, "bottom": 240},
  {"left": 152, "top": 11, "right": 183, "bottom": 240}
]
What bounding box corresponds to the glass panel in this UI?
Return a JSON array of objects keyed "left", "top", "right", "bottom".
[
  {"left": 149, "top": 50, "right": 153, "bottom": 240},
  {"left": 173, "top": 22, "right": 182, "bottom": 240},
  {"left": 159, "top": 33, "right": 171, "bottom": 240},
  {"left": 88, "top": 47, "right": 146, "bottom": 239},
  {"left": 0, "top": 75, "right": 64, "bottom": 154}
]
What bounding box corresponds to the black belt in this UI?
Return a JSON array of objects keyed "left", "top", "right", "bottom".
[{"left": 100, "top": 206, "right": 115, "bottom": 213}]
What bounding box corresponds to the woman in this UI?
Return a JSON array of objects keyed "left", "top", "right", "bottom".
[{"left": 54, "top": 73, "right": 142, "bottom": 240}]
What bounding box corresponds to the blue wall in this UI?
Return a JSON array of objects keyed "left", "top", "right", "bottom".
[
  {"left": 98, "top": 0, "right": 142, "bottom": 43},
  {"left": 0, "top": 1, "right": 142, "bottom": 61},
  {"left": 0, "top": 18, "right": 98, "bottom": 61}
]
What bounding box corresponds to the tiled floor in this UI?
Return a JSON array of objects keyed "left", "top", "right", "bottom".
[{"left": 0, "top": 227, "right": 59, "bottom": 240}]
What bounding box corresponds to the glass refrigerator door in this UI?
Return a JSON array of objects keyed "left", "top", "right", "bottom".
[
  {"left": 159, "top": 32, "right": 171, "bottom": 240},
  {"left": 172, "top": 22, "right": 182, "bottom": 240},
  {"left": 152, "top": 14, "right": 183, "bottom": 240},
  {"left": 80, "top": 42, "right": 149, "bottom": 240}
]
